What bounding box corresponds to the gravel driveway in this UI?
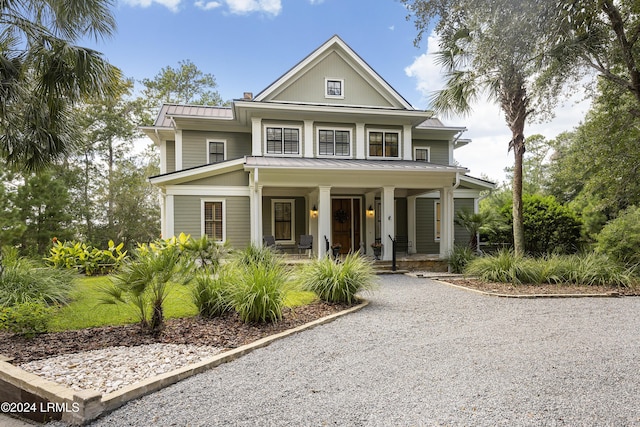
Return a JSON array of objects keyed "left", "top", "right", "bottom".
[{"left": 83, "top": 275, "right": 640, "bottom": 426}]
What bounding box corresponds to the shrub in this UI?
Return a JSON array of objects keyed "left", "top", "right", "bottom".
[
  {"left": 492, "top": 194, "right": 582, "bottom": 255},
  {"left": 447, "top": 245, "right": 476, "bottom": 274},
  {"left": 0, "top": 247, "right": 75, "bottom": 307},
  {"left": 596, "top": 205, "right": 640, "bottom": 267},
  {"left": 102, "top": 244, "right": 194, "bottom": 332},
  {"left": 464, "top": 250, "right": 636, "bottom": 287},
  {"left": 298, "top": 253, "right": 377, "bottom": 304},
  {"left": 182, "top": 235, "right": 229, "bottom": 272},
  {"left": 227, "top": 245, "right": 291, "bottom": 323},
  {"left": 45, "top": 239, "right": 127, "bottom": 275},
  {"left": 192, "top": 271, "right": 232, "bottom": 318},
  {"left": 0, "top": 302, "right": 53, "bottom": 337}
]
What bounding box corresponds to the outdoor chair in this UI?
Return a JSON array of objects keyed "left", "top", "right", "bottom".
[
  {"left": 263, "top": 235, "right": 277, "bottom": 249},
  {"left": 298, "top": 234, "right": 313, "bottom": 257}
]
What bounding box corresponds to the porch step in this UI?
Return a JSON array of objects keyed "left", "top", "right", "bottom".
[{"left": 373, "top": 261, "right": 409, "bottom": 275}]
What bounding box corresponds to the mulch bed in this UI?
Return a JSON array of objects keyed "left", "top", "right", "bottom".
[
  {"left": 440, "top": 278, "right": 640, "bottom": 296},
  {"left": 0, "top": 301, "right": 351, "bottom": 364}
]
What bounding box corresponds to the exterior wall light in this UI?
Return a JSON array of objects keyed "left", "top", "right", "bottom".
[
  {"left": 366, "top": 205, "right": 375, "bottom": 218},
  {"left": 310, "top": 205, "right": 318, "bottom": 218}
]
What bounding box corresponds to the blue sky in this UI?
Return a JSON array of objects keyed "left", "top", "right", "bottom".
[{"left": 83, "top": 0, "right": 591, "bottom": 183}]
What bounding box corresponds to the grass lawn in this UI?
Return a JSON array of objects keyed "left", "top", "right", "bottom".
[{"left": 49, "top": 276, "right": 318, "bottom": 332}]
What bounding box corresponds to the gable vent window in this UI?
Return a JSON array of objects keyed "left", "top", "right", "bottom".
[
  {"left": 319, "top": 129, "right": 350, "bottom": 156},
  {"left": 325, "top": 78, "right": 344, "bottom": 99},
  {"left": 266, "top": 127, "right": 300, "bottom": 155}
]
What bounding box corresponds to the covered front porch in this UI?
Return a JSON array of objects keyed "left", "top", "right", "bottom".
[{"left": 245, "top": 156, "right": 467, "bottom": 260}]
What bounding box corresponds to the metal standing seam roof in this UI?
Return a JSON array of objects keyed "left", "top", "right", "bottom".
[
  {"left": 154, "top": 104, "right": 234, "bottom": 127},
  {"left": 244, "top": 156, "right": 468, "bottom": 172}
]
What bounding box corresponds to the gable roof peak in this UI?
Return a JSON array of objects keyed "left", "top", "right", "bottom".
[{"left": 253, "top": 35, "right": 414, "bottom": 110}]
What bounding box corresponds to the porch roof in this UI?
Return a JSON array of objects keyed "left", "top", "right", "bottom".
[{"left": 244, "top": 156, "right": 468, "bottom": 173}]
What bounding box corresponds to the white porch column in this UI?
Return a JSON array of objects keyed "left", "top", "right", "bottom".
[
  {"left": 307, "top": 190, "right": 319, "bottom": 256},
  {"left": 381, "top": 186, "right": 395, "bottom": 261},
  {"left": 166, "top": 194, "right": 175, "bottom": 238},
  {"left": 439, "top": 187, "right": 455, "bottom": 258},
  {"left": 402, "top": 124, "right": 412, "bottom": 160},
  {"left": 249, "top": 170, "right": 263, "bottom": 245},
  {"left": 251, "top": 117, "right": 262, "bottom": 156},
  {"left": 407, "top": 195, "right": 417, "bottom": 254},
  {"left": 355, "top": 122, "right": 366, "bottom": 159},
  {"left": 175, "top": 129, "right": 183, "bottom": 170},
  {"left": 318, "top": 186, "right": 332, "bottom": 258},
  {"left": 364, "top": 191, "right": 376, "bottom": 256},
  {"left": 304, "top": 120, "right": 314, "bottom": 158}
]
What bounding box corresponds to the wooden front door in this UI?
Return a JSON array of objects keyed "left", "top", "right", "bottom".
[{"left": 332, "top": 198, "right": 361, "bottom": 254}]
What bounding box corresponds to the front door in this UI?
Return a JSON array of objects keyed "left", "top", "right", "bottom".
[{"left": 332, "top": 198, "right": 361, "bottom": 254}]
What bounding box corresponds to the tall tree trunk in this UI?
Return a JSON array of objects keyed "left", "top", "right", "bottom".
[{"left": 511, "top": 134, "right": 525, "bottom": 256}]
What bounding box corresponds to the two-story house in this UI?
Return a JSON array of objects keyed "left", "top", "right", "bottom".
[{"left": 142, "top": 35, "right": 494, "bottom": 261}]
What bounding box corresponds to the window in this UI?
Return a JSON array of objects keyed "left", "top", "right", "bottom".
[
  {"left": 414, "top": 147, "right": 430, "bottom": 162},
  {"left": 203, "top": 201, "right": 224, "bottom": 241},
  {"left": 435, "top": 201, "right": 441, "bottom": 241},
  {"left": 325, "top": 78, "right": 344, "bottom": 98},
  {"left": 318, "top": 129, "right": 351, "bottom": 156},
  {"left": 368, "top": 131, "right": 399, "bottom": 158},
  {"left": 272, "top": 200, "right": 295, "bottom": 242},
  {"left": 266, "top": 127, "right": 300, "bottom": 155},
  {"left": 208, "top": 140, "right": 225, "bottom": 164}
]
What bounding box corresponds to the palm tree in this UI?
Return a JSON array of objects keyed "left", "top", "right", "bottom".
[
  {"left": 403, "top": 0, "right": 563, "bottom": 256},
  {"left": 0, "top": 0, "right": 121, "bottom": 171}
]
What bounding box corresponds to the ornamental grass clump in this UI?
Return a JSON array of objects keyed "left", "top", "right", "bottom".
[
  {"left": 0, "top": 247, "right": 74, "bottom": 307},
  {"left": 191, "top": 271, "right": 232, "bottom": 318},
  {"left": 298, "top": 253, "right": 377, "bottom": 304},
  {"left": 227, "top": 245, "right": 291, "bottom": 323}
]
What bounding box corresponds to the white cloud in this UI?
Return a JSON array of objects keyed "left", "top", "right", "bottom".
[
  {"left": 194, "top": 0, "right": 222, "bottom": 10},
  {"left": 121, "top": 0, "right": 182, "bottom": 12},
  {"left": 309, "top": 0, "right": 324, "bottom": 4},
  {"left": 389, "top": 25, "right": 395, "bottom": 31},
  {"left": 405, "top": 30, "right": 591, "bottom": 184},
  {"left": 225, "top": 0, "right": 281, "bottom": 15}
]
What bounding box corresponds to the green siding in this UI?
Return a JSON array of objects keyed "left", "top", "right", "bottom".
[
  {"left": 416, "top": 198, "right": 439, "bottom": 254},
  {"left": 189, "top": 170, "right": 249, "bottom": 186},
  {"left": 166, "top": 140, "right": 175, "bottom": 173},
  {"left": 182, "top": 130, "right": 251, "bottom": 169},
  {"left": 454, "top": 199, "right": 475, "bottom": 247},
  {"left": 413, "top": 139, "right": 450, "bottom": 165},
  {"left": 173, "top": 195, "right": 250, "bottom": 248},
  {"left": 272, "top": 51, "right": 397, "bottom": 108}
]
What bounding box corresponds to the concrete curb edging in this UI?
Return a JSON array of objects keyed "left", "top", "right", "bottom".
[
  {"left": 433, "top": 279, "right": 623, "bottom": 298},
  {"left": 0, "top": 300, "right": 369, "bottom": 425}
]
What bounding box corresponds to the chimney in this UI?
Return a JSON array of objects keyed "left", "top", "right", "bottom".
[{"left": 243, "top": 92, "right": 253, "bottom": 100}]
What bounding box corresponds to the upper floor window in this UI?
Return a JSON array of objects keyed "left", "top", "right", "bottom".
[
  {"left": 368, "top": 131, "right": 399, "bottom": 158},
  {"left": 208, "top": 140, "right": 225, "bottom": 164},
  {"left": 414, "top": 147, "right": 430, "bottom": 162},
  {"left": 325, "top": 78, "right": 344, "bottom": 99},
  {"left": 318, "top": 129, "right": 351, "bottom": 156},
  {"left": 266, "top": 127, "right": 300, "bottom": 155}
]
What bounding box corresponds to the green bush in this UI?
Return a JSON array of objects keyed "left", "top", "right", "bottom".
[
  {"left": 447, "top": 245, "right": 476, "bottom": 274},
  {"left": 492, "top": 194, "right": 582, "bottom": 255},
  {"left": 596, "top": 205, "right": 640, "bottom": 267},
  {"left": 45, "top": 239, "right": 127, "bottom": 275},
  {"left": 0, "top": 247, "right": 75, "bottom": 307},
  {"left": 0, "top": 302, "right": 53, "bottom": 337},
  {"left": 192, "top": 271, "right": 232, "bottom": 318},
  {"left": 298, "top": 253, "right": 377, "bottom": 304},
  {"left": 227, "top": 245, "right": 291, "bottom": 323},
  {"left": 464, "top": 250, "right": 636, "bottom": 287}
]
